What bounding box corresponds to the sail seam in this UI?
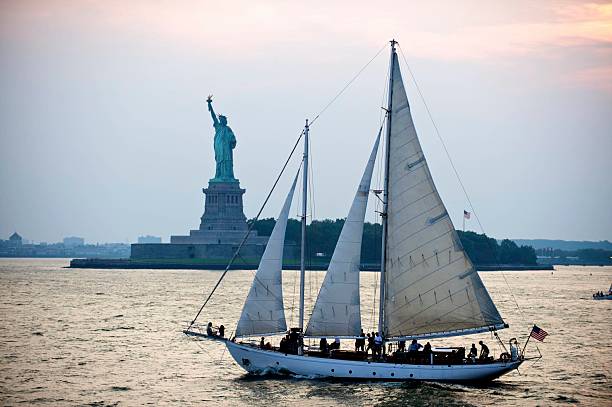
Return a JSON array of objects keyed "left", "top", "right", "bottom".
[
  {"left": 389, "top": 149, "right": 423, "bottom": 173},
  {"left": 387, "top": 269, "right": 471, "bottom": 316},
  {"left": 391, "top": 300, "right": 485, "bottom": 334},
  {"left": 395, "top": 243, "right": 454, "bottom": 273},
  {"left": 389, "top": 299, "right": 473, "bottom": 333},
  {"left": 388, "top": 229, "right": 452, "bottom": 260},
  {"left": 388, "top": 202, "right": 444, "bottom": 237},
  {"left": 388, "top": 174, "right": 429, "bottom": 194},
  {"left": 387, "top": 204, "right": 446, "bottom": 250},
  {"left": 389, "top": 254, "right": 464, "bottom": 289},
  {"left": 394, "top": 190, "right": 436, "bottom": 212}
]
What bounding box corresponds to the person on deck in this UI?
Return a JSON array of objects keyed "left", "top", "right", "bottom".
[
  {"left": 279, "top": 335, "right": 288, "bottom": 353},
  {"left": 330, "top": 337, "right": 341, "bottom": 351},
  {"left": 218, "top": 325, "right": 225, "bottom": 338},
  {"left": 356, "top": 329, "right": 366, "bottom": 352},
  {"left": 510, "top": 339, "right": 519, "bottom": 361},
  {"left": 374, "top": 332, "right": 383, "bottom": 358},
  {"left": 260, "top": 337, "right": 265, "bottom": 349},
  {"left": 468, "top": 343, "right": 478, "bottom": 361},
  {"left": 366, "top": 333, "right": 373, "bottom": 355},
  {"left": 320, "top": 337, "right": 329, "bottom": 354},
  {"left": 479, "top": 340, "right": 489, "bottom": 360},
  {"left": 207, "top": 322, "right": 214, "bottom": 336},
  {"left": 408, "top": 339, "right": 423, "bottom": 352},
  {"left": 423, "top": 342, "right": 432, "bottom": 354},
  {"left": 397, "top": 340, "right": 406, "bottom": 352}
]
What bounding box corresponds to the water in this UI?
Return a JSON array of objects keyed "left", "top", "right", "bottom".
[{"left": 0, "top": 259, "right": 610, "bottom": 406}]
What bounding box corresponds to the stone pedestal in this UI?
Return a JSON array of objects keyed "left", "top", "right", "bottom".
[
  {"left": 169, "top": 180, "right": 268, "bottom": 246},
  {"left": 130, "top": 179, "right": 298, "bottom": 263}
]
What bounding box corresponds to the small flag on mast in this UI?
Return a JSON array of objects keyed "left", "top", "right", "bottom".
[
  {"left": 463, "top": 210, "right": 471, "bottom": 219},
  {"left": 530, "top": 325, "right": 548, "bottom": 342}
]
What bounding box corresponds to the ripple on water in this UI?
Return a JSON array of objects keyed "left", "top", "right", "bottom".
[
  {"left": 110, "top": 386, "right": 131, "bottom": 392},
  {"left": 551, "top": 394, "right": 580, "bottom": 403}
]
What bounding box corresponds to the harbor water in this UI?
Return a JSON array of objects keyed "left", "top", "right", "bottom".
[{"left": 1, "top": 259, "right": 610, "bottom": 406}]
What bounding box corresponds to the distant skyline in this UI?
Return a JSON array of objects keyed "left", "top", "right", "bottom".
[{"left": 1, "top": 0, "right": 611, "bottom": 243}]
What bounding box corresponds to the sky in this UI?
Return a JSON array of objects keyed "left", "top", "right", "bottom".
[{"left": 1, "top": 0, "right": 611, "bottom": 244}]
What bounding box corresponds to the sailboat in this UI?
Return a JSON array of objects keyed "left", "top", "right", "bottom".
[{"left": 184, "top": 40, "right": 525, "bottom": 382}]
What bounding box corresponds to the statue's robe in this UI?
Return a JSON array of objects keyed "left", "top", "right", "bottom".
[{"left": 213, "top": 122, "right": 236, "bottom": 180}]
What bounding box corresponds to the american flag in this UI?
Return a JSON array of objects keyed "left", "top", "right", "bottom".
[
  {"left": 530, "top": 325, "right": 548, "bottom": 342},
  {"left": 463, "top": 210, "right": 471, "bottom": 219}
]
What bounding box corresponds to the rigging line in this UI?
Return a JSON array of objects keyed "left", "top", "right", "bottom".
[
  {"left": 396, "top": 44, "right": 526, "bottom": 321},
  {"left": 188, "top": 130, "right": 305, "bottom": 328},
  {"left": 309, "top": 42, "right": 388, "bottom": 126}
]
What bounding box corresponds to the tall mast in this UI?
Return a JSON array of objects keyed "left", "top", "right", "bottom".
[
  {"left": 299, "top": 119, "right": 309, "bottom": 331},
  {"left": 378, "top": 39, "right": 396, "bottom": 336}
]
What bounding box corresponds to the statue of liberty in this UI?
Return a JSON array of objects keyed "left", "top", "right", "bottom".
[{"left": 206, "top": 95, "right": 237, "bottom": 182}]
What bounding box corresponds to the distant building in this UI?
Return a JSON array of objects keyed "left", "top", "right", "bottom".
[
  {"left": 63, "top": 236, "right": 85, "bottom": 247},
  {"left": 137, "top": 235, "right": 162, "bottom": 244},
  {"left": 8, "top": 232, "right": 23, "bottom": 247}
]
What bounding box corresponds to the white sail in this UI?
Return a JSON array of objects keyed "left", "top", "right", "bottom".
[
  {"left": 383, "top": 52, "right": 505, "bottom": 339},
  {"left": 305, "top": 134, "right": 381, "bottom": 337},
  {"left": 235, "top": 173, "right": 299, "bottom": 337}
]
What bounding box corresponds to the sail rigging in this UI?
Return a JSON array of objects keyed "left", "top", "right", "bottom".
[
  {"left": 235, "top": 172, "right": 299, "bottom": 337},
  {"left": 381, "top": 48, "right": 506, "bottom": 340},
  {"left": 305, "top": 131, "right": 381, "bottom": 337}
]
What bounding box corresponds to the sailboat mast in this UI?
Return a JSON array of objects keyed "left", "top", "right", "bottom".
[
  {"left": 378, "top": 40, "right": 396, "bottom": 336},
  {"left": 299, "top": 119, "right": 309, "bottom": 331}
]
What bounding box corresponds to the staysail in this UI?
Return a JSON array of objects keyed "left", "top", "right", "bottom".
[
  {"left": 382, "top": 50, "right": 506, "bottom": 339},
  {"left": 305, "top": 133, "right": 381, "bottom": 337},
  {"left": 235, "top": 173, "right": 299, "bottom": 337}
]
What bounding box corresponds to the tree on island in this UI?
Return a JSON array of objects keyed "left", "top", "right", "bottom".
[{"left": 249, "top": 218, "right": 537, "bottom": 266}]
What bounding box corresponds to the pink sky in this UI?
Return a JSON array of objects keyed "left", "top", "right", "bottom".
[{"left": 1, "top": 1, "right": 611, "bottom": 242}]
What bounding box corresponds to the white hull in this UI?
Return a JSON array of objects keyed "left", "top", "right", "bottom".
[{"left": 225, "top": 341, "right": 522, "bottom": 382}]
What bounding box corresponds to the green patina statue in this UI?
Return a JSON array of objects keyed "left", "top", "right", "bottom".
[{"left": 207, "top": 95, "right": 237, "bottom": 182}]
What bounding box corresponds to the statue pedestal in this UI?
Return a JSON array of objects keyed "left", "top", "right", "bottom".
[
  {"left": 169, "top": 180, "right": 268, "bottom": 246},
  {"left": 131, "top": 179, "right": 298, "bottom": 263}
]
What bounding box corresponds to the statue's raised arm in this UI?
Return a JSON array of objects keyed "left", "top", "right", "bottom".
[{"left": 206, "top": 95, "right": 219, "bottom": 126}]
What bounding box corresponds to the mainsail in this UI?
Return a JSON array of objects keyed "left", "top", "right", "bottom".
[
  {"left": 305, "top": 133, "right": 381, "bottom": 337},
  {"left": 235, "top": 173, "right": 299, "bottom": 337},
  {"left": 382, "top": 51, "right": 506, "bottom": 339}
]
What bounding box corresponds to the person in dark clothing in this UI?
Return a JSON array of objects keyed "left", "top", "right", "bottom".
[
  {"left": 320, "top": 337, "right": 329, "bottom": 354},
  {"left": 423, "top": 342, "right": 432, "bottom": 354},
  {"left": 397, "top": 340, "right": 406, "bottom": 352},
  {"left": 206, "top": 322, "right": 214, "bottom": 336},
  {"left": 260, "top": 337, "right": 265, "bottom": 349},
  {"left": 408, "top": 339, "right": 423, "bottom": 352},
  {"left": 479, "top": 340, "right": 489, "bottom": 360},
  {"left": 279, "top": 335, "right": 288, "bottom": 353},
  {"left": 218, "top": 325, "right": 225, "bottom": 338},
  {"left": 366, "top": 333, "right": 373, "bottom": 355},
  {"left": 355, "top": 329, "right": 366, "bottom": 352},
  {"left": 468, "top": 343, "right": 478, "bottom": 361}
]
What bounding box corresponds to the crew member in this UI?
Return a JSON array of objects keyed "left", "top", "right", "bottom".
[{"left": 479, "top": 340, "right": 489, "bottom": 360}]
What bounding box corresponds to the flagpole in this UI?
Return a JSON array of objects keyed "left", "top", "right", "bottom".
[{"left": 522, "top": 324, "right": 534, "bottom": 355}]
